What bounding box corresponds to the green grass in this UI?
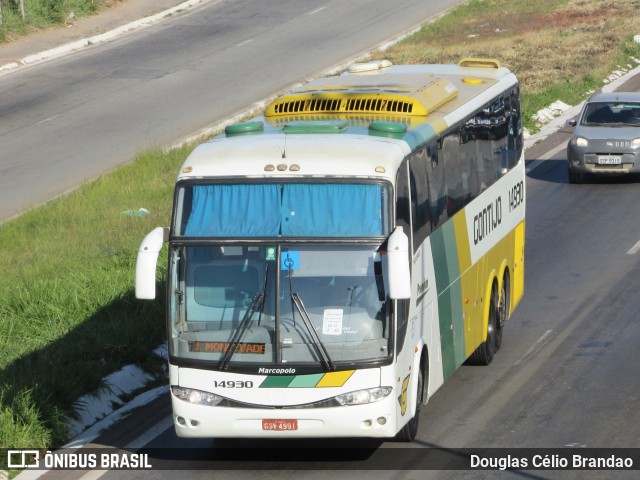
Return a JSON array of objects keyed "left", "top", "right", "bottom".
[
  {"left": 1, "top": 0, "right": 639, "bottom": 462},
  {"left": 0, "top": 0, "right": 109, "bottom": 42},
  {"left": 0, "top": 146, "right": 190, "bottom": 455},
  {"left": 520, "top": 35, "right": 640, "bottom": 132}
]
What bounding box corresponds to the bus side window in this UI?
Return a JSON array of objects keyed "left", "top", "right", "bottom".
[
  {"left": 395, "top": 298, "right": 411, "bottom": 354},
  {"left": 489, "top": 95, "right": 509, "bottom": 176},
  {"left": 409, "top": 147, "right": 431, "bottom": 252},
  {"left": 428, "top": 141, "right": 447, "bottom": 229},
  {"left": 441, "top": 130, "right": 464, "bottom": 217},
  {"left": 513, "top": 88, "right": 523, "bottom": 155},
  {"left": 395, "top": 160, "right": 411, "bottom": 237},
  {"left": 475, "top": 107, "right": 497, "bottom": 192},
  {"left": 460, "top": 122, "right": 480, "bottom": 205},
  {"left": 505, "top": 88, "right": 523, "bottom": 169}
]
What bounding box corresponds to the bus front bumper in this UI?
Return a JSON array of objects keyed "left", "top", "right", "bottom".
[{"left": 171, "top": 394, "right": 399, "bottom": 439}]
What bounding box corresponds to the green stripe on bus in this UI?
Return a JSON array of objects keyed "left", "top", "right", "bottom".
[
  {"left": 441, "top": 222, "right": 467, "bottom": 368},
  {"left": 431, "top": 222, "right": 466, "bottom": 379},
  {"left": 431, "top": 229, "right": 450, "bottom": 296},
  {"left": 260, "top": 376, "right": 295, "bottom": 388},
  {"left": 259, "top": 371, "right": 355, "bottom": 388},
  {"left": 287, "top": 374, "right": 325, "bottom": 388},
  {"left": 437, "top": 289, "right": 457, "bottom": 379}
]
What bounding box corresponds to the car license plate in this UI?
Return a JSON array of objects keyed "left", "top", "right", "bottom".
[
  {"left": 597, "top": 155, "right": 622, "bottom": 165},
  {"left": 262, "top": 419, "right": 298, "bottom": 431}
]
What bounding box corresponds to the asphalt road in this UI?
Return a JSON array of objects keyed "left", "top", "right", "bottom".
[{"left": 0, "top": 0, "right": 463, "bottom": 222}]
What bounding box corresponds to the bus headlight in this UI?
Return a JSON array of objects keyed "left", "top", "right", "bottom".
[
  {"left": 171, "top": 386, "right": 223, "bottom": 406},
  {"left": 334, "top": 387, "right": 392, "bottom": 406}
]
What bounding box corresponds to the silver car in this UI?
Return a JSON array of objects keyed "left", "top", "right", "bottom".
[{"left": 566, "top": 91, "right": 640, "bottom": 183}]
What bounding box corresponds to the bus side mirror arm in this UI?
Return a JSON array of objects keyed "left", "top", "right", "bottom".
[
  {"left": 135, "top": 227, "right": 169, "bottom": 300},
  {"left": 382, "top": 226, "right": 412, "bottom": 300}
]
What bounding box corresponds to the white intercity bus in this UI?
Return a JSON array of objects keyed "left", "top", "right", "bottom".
[{"left": 136, "top": 58, "right": 526, "bottom": 441}]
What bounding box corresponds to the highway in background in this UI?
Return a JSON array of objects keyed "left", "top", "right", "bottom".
[
  {"left": 56, "top": 77, "right": 639, "bottom": 479},
  {"left": 0, "top": 0, "right": 465, "bottom": 222}
]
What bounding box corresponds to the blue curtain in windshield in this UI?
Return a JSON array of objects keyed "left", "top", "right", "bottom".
[
  {"left": 281, "top": 184, "right": 383, "bottom": 236},
  {"left": 183, "top": 184, "right": 384, "bottom": 237},
  {"left": 184, "top": 184, "right": 281, "bottom": 236}
]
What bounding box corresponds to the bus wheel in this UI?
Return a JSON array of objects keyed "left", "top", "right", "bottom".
[
  {"left": 495, "top": 276, "right": 508, "bottom": 351},
  {"left": 469, "top": 284, "right": 498, "bottom": 365},
  {"left": 396, "top": 362, "right": 424, "bottom": 442}
]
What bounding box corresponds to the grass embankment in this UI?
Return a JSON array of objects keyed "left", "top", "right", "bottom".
[
  {"left": 1, "top": 0, "right": 639, "bottom": 458},
  {"left": 0, "top": 0, "right": 121, "bottom": 43},
  {"left": 0, "top": 147, "right": 188, "bottom": 453}
]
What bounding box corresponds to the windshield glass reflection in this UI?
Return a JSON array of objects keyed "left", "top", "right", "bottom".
[{"left": 169, "top": 245, "right": 391, "bottom": 368}]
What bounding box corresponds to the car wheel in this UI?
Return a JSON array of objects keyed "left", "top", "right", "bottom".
[{"left": 568, "top": 165, "right": 582, "bottom": 184}]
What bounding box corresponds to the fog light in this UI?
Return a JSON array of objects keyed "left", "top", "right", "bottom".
[
  {"left": 190, "top": 420, "right": 199, "bottom": 427},
  {"left": 177, "top": 416, "right": 186, "bottom": 425},
  {"left": 377, "top": 417, "right": 387, "bottom": 425},
  {"left": 364, "top": 419, "right": 372, "bottom": 427}
]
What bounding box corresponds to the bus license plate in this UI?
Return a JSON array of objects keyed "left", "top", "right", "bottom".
[
  {"left": 262, "top": 419, "right": 298, "bottom": 431},
  {"left": 597, "top": 155, "right": 622, "bottom": 165}
]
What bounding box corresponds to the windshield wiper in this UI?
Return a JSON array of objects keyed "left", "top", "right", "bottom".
[
  {"left": 219, "top": 292, "right": 264, "bottom": 370},
  {"left": 291, "top": 292, "right": 335, "bottom": 371},
  {"left": 219, "top": 264, "right": 270, "bottom": 369}
]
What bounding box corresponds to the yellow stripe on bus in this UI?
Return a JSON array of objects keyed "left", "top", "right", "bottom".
[{"left": 316, "top": 370, "right": 355, "bottom": 387}]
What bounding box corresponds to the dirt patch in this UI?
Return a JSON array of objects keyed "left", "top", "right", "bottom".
[{"left": 375, "top": 0, "right": 640, "bottom": 94}]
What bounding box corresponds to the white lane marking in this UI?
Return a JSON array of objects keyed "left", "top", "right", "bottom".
[
  {"left": 514, "top": 330, "right": 554, "bottom": 366},
  {"left": 627, "top": 239, "right": 640, "bottom": 255},
  {"left": 236, "top": 38, "right": 254, "bottom": 47},
  {"left": 526, "top": 142, "right": 566, "bottom": 174},
  {"left": 127, "top": 415, "right": 174, "bottom": 449},
  {"left": 35, "top": 114, "right": 60, "bottom": 126},
  {"left": 308, "top": 6, "right": 327, "bottom": 15},
  {"left": 75, "top": 416, "right": 174, "bottom": 480}
]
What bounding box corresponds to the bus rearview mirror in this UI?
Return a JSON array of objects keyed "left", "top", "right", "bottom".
[
  {"left": 383, "top": 226, "right": 411, "bottom": 299},
  {"left": 135, "top": 227, "right": 168, "bottom": 300}
]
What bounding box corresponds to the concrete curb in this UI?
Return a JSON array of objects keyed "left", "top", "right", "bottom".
[{"left": 0, "top": 0, "right": 211, "bottom": 73}]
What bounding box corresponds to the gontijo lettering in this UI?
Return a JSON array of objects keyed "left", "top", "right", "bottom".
[{"left": 473, "top": 196, "right": 502, "bottom": 245}]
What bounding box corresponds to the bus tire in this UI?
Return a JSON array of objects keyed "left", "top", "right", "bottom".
[
  {"left": 396, "top": 359, "right": 425, "bottom": 442},
  {"left": 496, "top": 273, "right": 509, "bottom": 351},
  {"left": 468, "top": 283, "right": 498, "bottom": 365}
]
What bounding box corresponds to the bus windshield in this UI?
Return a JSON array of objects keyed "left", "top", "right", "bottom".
[
  {"left": 174, "top": 182, "right": 390, "bottom": 238},
  {"left": 169, "top": 244, "right": 391, "bottom": 368}
]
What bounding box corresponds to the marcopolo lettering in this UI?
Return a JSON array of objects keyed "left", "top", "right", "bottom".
[
  {"left": 473, "top": 196, "right": 502, "bottom": 245},
  {"left": 258, "top": 367, "right": 296, "bottom": 374}
]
